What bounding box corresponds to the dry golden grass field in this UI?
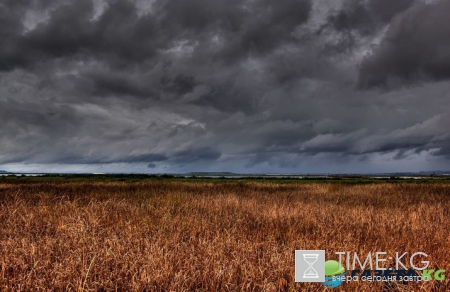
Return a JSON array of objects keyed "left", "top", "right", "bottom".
[{"left": 0, "top": 180, "right": 449, "bottom": 291}]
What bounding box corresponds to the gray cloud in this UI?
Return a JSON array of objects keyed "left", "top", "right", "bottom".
[
  {"left": 1, "top": 0, "right": 450, "bottom": 173},
  {"left": 327, "top": 0, "right": 416, "bottom": 35},
  {"left": 359, "top": 0, "right": 450, "bottom": 88}
]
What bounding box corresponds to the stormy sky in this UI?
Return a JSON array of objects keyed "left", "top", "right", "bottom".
[{"left": 1, "top": 0, "right": 450, "bottom": 173}]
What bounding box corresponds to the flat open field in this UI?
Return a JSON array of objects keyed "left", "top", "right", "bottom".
[{"left": 0, "top": 180, "right": 449, "bottom": 291}]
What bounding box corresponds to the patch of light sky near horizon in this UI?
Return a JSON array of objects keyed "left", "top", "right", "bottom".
[{"left": 2, "top": 148, "right": 448, "bottom": 174}]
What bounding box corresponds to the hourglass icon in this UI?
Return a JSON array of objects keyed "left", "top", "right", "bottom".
[{"left": 303, "top": 254, "right": 319, "bottom": 278}]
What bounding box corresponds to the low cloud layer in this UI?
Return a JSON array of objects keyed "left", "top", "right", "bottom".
[{"left": 1, "top": 0, "right": 450, "bottom": 173}]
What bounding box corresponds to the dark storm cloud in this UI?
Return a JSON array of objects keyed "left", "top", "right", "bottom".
[
  {"left": 317, "top": 0, "right": 417, "bottom": 56},
  {"left": 327, "top": 0, "right": 416, "bottom": 35},
  {"left": 1, "top": 0, "right": 158, "bottom": 69},
  {"left": 359, "top": 0, "right": 450, "bottom": 88},
  {"left": 1, "top": 0, "right": 312, "bottom": 70},
  {"left": 1, "top": 0, "right": 450, "bottom": 172},
  {"left": 156, "top": 0, "right": 312, "bottom": 61},
  {"left": 171, "top": 147, "right": 222, "bottom": 164}
]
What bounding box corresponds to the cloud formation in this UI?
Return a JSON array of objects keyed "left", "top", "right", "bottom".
[
  {"left": 1, "top": 0, "right": 450, "bottom": 173},
  {"left": 359, "top": 0, "right": 450, "bottom": 88}
]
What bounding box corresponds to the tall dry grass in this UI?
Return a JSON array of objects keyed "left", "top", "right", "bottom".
[{"left": 0, "top": 181, "right": 449, "bottom": 291}]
